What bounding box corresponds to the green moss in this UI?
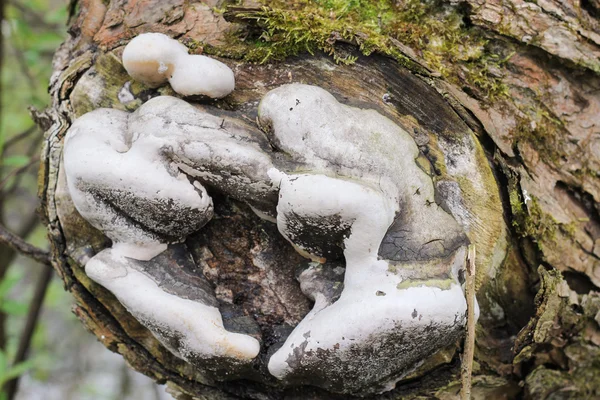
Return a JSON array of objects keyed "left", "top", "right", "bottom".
[
  {"left": 228, "top": 3, "right": 414, "bottom": 67},
  {"left": 217, "top": 0, "right": 509, "bottom": 101},
  {"left": 510, "top": 191, "right": 578, "bottom": 249},
  {"left": 70, "top": 52, "right": 146, "bottom": 117},
  {"left": 389, "top": 0, "right": 509, "bottom": 100},
  {"left": 510, "top": 112, "right": 566, "bottom": 167},
  {"left": 525, "top": 367, "right": 578, "bottom": 399},
  {"left": 572, "top": 165, "right": 600, "bottom": 181},
  {"left": 423, "top": 133, "right": 447, "bottom": 176},
  {"left": 512, "top": 195, "right": 557, "bottom": 247},
  {"left": 559, "top": 221, "right": 578, "bottom": 241},
  {"left": 506, "top": 169, "right": 555, "bottom": 248},
  {"left": 434, "top": 375, "right": 521, "bottom": 399}
]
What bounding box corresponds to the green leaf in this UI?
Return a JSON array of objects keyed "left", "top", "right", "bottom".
[
  {"left": 0, "top": 300, "right": 28, "bottom": 316},
  {"left": 1, "top": 155, "right": 30, "bottom": 167}
]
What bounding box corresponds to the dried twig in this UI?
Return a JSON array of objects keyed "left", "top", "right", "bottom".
[
  {"left": 4, "top": 264, "right": 53, "bottom": 400},
  {"left": 2, "top": 127, "right": 43, "bottom": 197},
  {"left": 0, "top": 222, "right": 50, "bottom": 265},
  {"left": 0, "top": 155, "right": 39, "bottom": 192},
  {"left": 461, "top": 245, "right": 476, "bottom": 400},
  {"left": 0, "top": 213, "right": 40, "bottom": 352},
  {"left": 9, "top": 39, "right": 37, "bottom": 93},
  {"left": 3, "top": 126, "right": 36, "bottom": 149},
  {"left": 8, "top": 1, "right": 62, "bottom": 31}
]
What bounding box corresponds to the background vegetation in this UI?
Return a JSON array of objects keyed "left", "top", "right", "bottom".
[{"left": 0, "top": 1, "right": 169, "bottom": 399}]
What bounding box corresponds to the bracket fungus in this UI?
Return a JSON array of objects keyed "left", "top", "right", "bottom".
[
  {"left": 63, "top": 82, "right": 478, "bottom": 394},
  {"left": 122, "top": 32, "right": 235, "bottom": 98}
]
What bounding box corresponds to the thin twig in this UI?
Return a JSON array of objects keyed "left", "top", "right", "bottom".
[
  {"left": 0, "top": 222, "right": 50, "bottom": 265},
  {"left": 2, "top": 168, "right": 31, "bottom": 199},
  {"left": 9, "top": 39, "right": 37, "bottom": 93},
  {"left": 2, "top": 128, "right": 43, "bottom": 197},
  {"left": 0, "top": 214, "right": 40, "bottom": 352},
  {"left": 7, "top": 0, "right": 62, "bottom": 31},
  {"left": 461, "top": 245, "right": 477, "bottom": 400},
  {"left": 3, "top": 126, "right": 36, "bottom": 149},
  {"left": 0, "top": 155, "right": 39, "bottom": 192},
  {"left": 4, "top": 264, "right": 53, "bottom": 400},
  {"left": 2, "top": 153, "right": 38, "bottom": 198}
]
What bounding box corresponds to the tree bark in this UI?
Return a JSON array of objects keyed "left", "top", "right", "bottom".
[{"left": 36, "top": 0, "right": 600, "bottom": 399}]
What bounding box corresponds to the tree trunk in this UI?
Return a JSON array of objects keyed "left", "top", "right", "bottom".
[{"left": 36, "top": 0, "right": 600, "bottom": 399}]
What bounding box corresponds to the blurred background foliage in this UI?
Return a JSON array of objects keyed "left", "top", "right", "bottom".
[
  {"left": 0, "top": 1, "right": 170, "bottom": 399},
  {"left": 1, "top": 0, "right": 68, "bottom": 397}
]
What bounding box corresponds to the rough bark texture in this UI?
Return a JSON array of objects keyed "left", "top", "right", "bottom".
[{"left": 36, "top": 0, "right": 600, "bottom": 399}]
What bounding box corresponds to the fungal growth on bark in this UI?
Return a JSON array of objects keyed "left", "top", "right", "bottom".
[
  {"left": 122, "top": 33, "right": 235, "bottom": 98},
  {"left": 63, "top": 82, "right": 477, "bottom": 394},
  {"left": 39, "top": 0, "right": 600, "bottom": 396}
]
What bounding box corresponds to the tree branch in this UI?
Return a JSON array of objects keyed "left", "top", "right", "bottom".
[
  {"left": 4, "top": 264, "right": 53, "bottom": 400},
  {"left": 9, "top": 39, "right": 36, "bottom": 93},
  {"left": 7, "top": 1, "right": 62, "bottom": 31},
  {"left": 0, "top": 156, "right": 39, "bottom": 192},
  {"left": 3, "top": 126, "right": 36, "bottom": 150},
  {"left": 461, "top": 245, "right": 477, "bottom": 400},
  {"left": 0, "top": 222, "right": 50, "bottom": 265}
]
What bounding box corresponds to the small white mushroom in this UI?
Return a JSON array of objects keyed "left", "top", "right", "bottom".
[
  {"left": 122, "top": 33, "right": 188, "bottom": 87},
  {"left": 122, "top": 32, "right": 235, "bottom": 98},
  {"left": 169, "top": 54, "right": 235, "bottom": 99}
]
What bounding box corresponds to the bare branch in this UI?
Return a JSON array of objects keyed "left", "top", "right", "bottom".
[
  {"left": 0, "top": 222, "right": 50, "bottom": 265},
  {"left": 9, "top": 39, "right": 36, "bottom": 93},
  {"left": 4, "top": 264, "right": 53, "bottom": 400},
  {"left": 7, "top": 1, "right": 62, "bottom": 32},
  {"left": 0, "top": 155, "right": 39, "bottom": 193},
  {"left": 3, "top": 126, "right": 37, "bottom": 149},
  {"left": 0, "top": 212, "right": 42, "bottom": 352}
]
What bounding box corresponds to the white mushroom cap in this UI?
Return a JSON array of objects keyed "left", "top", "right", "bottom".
[
  {"left": 122, "top": 33, "right": 188, "bottom": 87},
  {"left": 122, "top": 32, "right": 235, "bottom": 98},
  {"left": 169, "top": 54, "right": 235, "bottom": 98}
]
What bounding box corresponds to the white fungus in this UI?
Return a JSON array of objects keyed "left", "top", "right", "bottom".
[
  {"left": 86, "top": 249, "right": 260, "bottom": 361},
  {"left": 122, "top": 32, "right": 235, "bottom": 98},
  {"left": 122, "top": 33, "right": 188, "bottom": 87},
  {"left": 64, "top": 84, "right": 474, "bottom": 393},
  {"left": 63, "top": 96, "right": 272, "bottom": 365},
  {"left": 259, "top": 85, "right": 471, "bottom": 390},
  {"left": 169, "top": 54, "right": 235, "bottom": 98}
]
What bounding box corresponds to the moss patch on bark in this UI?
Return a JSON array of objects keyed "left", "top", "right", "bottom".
[{"left": 208, "top": 0, "right": 510, "bottom": 101}]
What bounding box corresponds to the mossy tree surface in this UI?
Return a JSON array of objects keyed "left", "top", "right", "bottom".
[{"left": 37, "top": 0, "right": 600, "bottom": 399}]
